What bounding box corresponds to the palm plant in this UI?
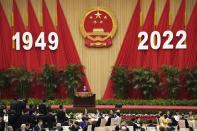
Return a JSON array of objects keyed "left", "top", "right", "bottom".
[
  {"left": 37, "top": 64, "right": 60, "bottom": 99},
  {"left": 111, "top": 65, "right": 133, "bottom": 99},
  {"left": 9, "top": 67, "right": 35, "bottom": 98},
  {"left": 185, "top": 66, "right": 197, "bottom": 99},
  {"left": 160, "top": 65, "right": 182, "bottom": 99},
  {"left": 0, "top": 69, "right": 12, "bottom": 98},
  {"left": 132, "top": 67, "right": 161, "bottom": 100},
  {"left": 59, "top": 64, "right": 84, "bottom": 98}
]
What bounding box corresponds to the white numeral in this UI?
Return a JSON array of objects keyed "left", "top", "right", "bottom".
[
  {"left": 176, "top": 30, "right": 187, "bottom": 49},
  {"left": 35, "top": 32, "right": 46, "bottom": 50},
  {"left": 48, "top": 32, "right": 58, "bottom": 50},
  {"left": 162, "top": 31, "right": 173, "bottom": 49},
  {"left": 138, "top": 31, "right": 148, "bottom": 50},
  {"left": 23, "top": 32, "right": 33, "bottom": 50},
  {"left": 12, "top": 32, "right": 20, "bottom": 50},
  {"left": 150, "top": 31, "right": 161, "bottom": 50}
]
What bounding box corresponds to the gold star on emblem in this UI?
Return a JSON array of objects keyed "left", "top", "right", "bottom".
[
  {"left": 89, "top": 16, "right": 93, "bottom": 19},
  {"left": 93, "top": 20, "right": 97, "bottom": 24},
  {"left": 95, "top": 11, "right": 102, "bottom": 18},
  {"left": 100, "top": 20, "right": 103, "bottom": 24},
  {"left": 104, "top": 16, "right": 107, "bottom": 19}
]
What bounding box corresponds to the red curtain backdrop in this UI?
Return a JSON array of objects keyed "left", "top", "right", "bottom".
[
  {"left": 27, "top": 0, "right": 41, "bottom": 72},
  {"left": 27, "top": 0, "right": 44, "bottom": 99},
  {"left": 57, "top": 0, "right": 91, "bottom": 92},
  {"left": 184, "top": 1, "right": 197, "bottom": 68},
  {"left": 41, "top": 0, "right": 56, "bottom": 66},
  {"left": 157, "top": 0, "right": 170, "bottom": 67},
  {"left": 0, "top": 3, "right": 12, "bottom": 69},
  {"left": 141, "top": 0, "right": 157, "bottom": 67},
  {"left": 171, "top": 0, "right": 185, "bottom": 68},
  {"left": 11, "top": 0, "right": 26, "bottom": 67},
  {"left": 142, "top": 0, "right": 155, "bottom": 68},
  {"left": 103, "top": 0, "right": 141, "bottom": 99},
  {"left": 155, "top": 0, "right": 169, "bottom": 99}
]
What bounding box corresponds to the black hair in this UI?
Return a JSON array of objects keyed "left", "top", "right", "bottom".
[{"left": 59, "top": 105, "right": 63, "bottom": 109}]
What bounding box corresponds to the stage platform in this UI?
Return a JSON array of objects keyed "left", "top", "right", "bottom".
[{"left": 6, "top": 105, "right": 197, "bottom": 111}]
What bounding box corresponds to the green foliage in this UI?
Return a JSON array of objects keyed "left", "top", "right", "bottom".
[
  {"left": 9, "top": 67, "right": 35, "bottom": 98},
  {"left": 59, "top": 64, "right": 84, "bottom": 98},
  {"left": 133, "top": 67, "right": 161, "bottom": 99},
  {"left": 0, "top": 99, "right": 197, "bottom": 107},
  {"left": 185, "top": 67, "right": 197, "bottom": 99},
  {"left": 111, "top": 65, "right": 133, "bottom": 99},
  {"left": 160, "top": 65, "right": 182, "bottom": 99},
  {"left": 37, "top": 64, "right": 60, "bottom": 99},
  {"left": 0, "top": 69, "right": 12, "bottom": 98}
]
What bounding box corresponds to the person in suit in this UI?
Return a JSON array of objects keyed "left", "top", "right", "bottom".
[
  {"left": 165, "top": 110, "right": 171, "bottom": 119},
  {"left": 21, "top": 109, "right": 31, "bottom": 124},
  {"left": 128, "top": 118, "right": 138, "bottom": 131},
  {"left": 105, "top": 110, "right": 114, "bottom": 126},
  {"left": 16, "top": 98, "right": 26, "bottom": 116},
  {"left": 68, "top": 120, "right": 75, "bottom": 131},
  {"left": 73, "top": 121, "right": 81, "bottom": 131},
  {"left": 56, "top": 105, "right": 65, "bottom": 124},
  {"left": 10, "top": 97, "right": 17, "bottom": 112},
  {"left": 82, "top": 86, "right": 88, "bottom": 92},
  {"left": 0, "top": 115, "right": 5, "bottom": 131},
  {"left": 34, "top": 120, "right": 43, "bottom": 131},
  {"left": 46, "top": 110, "right": 54, "bottom": 129},
  {"left": 38, "top": 100, "right": 47, "bottom": 115},
  {"left": 96, "top": 113, "right": 104, "bottom": 127}
]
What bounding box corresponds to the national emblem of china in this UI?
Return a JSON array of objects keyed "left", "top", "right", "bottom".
[{"left": 80, "top": 7, "right": 117, "bottom": 48}]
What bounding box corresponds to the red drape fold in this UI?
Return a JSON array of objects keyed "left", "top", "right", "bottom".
[
  {"left": 184, "top": 1, "right": 197, "bottom": 68},
  {"left": 103, "top": 0, "right": 141, "bottom": 99},
  {"left": 171, "top": 0, "right": 185, "bottom": 68},
  {"left": 57, "top": 0, "right": 91, "bottom": 92},
  {"left": 0, "top": 3, "right": 12, "bottom": 69},
  {"left": 11, "top": 0, "right": 26, "bottom": 67},
  {"left": 142, "top": 0, "right": 155, "bottom": 68},
  {"left": 41, "top": 0, "right": 56, "bottom": 66},
  {"left": 27, "top": 0, "right": 44, "bottom": 99}
]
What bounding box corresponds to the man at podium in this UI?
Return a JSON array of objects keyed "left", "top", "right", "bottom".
[{"left": 82, "top": 85, "right": 88, "bottom": 92}]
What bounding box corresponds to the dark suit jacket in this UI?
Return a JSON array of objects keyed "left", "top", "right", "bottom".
[
  {"left": 128, "top": 122, "right": 138, "bottom": 131},
  {"left": 34, "top": 125, "right": 41, "bottom": 131},
  {"left": 0, "top": 121, "right": 5, "bottom": 131},
  {"left": 16, "top": 101, "right": 26, "bottom": 115},
  {"left": 46, "top": 113, "right": 55, "bottom": 128},
  {"left": 105, "top": 115, "right": 114, "bottom": 126},
  {"left": 96, "top": 116, "right": 104, "bottom": 127},
  {"left": 39, "top": 103, "right": 47, "bottom": 115},
  {"left": 57, "top": 110, "right": 65, "bottom": 123}
]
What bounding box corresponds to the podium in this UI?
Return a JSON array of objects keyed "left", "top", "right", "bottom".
[{"left": 73, "top": 92, "right": 95, "bottom": 107}]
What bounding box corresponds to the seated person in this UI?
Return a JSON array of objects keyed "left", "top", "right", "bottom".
[
  {"left": 96, "top": 113, "right": 104, "bottom": 127},
  {"left": 82, "top": 86, "right": 88, "bottom": 92},
  {"left": 128, "top": 118, "right": 138, "bottom": 131},
  {"left": 105, "top": 110, "right": 114, "bottom": 126}
]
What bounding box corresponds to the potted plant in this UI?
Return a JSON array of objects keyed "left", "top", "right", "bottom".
[
  {"left": 59, "top": 64, "right": 84, "bottom": 98},
  {"left": 185, "top": 66, "right": 197, "bottom": 99},
  {"left": 111, "top": 65, "right": 133, "bottom": 99},
  {"left": 160, "top": 65, "right": 182, "bottom": 99},
  {"left": 132, "top": 67, "right": 161, "bottom": 100},
  {"left": 9, "top": 67, "right": 35, "bottom": 98},
  {"left": 37, "top": 64, "right": 60, "bottom": 99},
  {"left": 0, "top": 69, "right": 12, "bottom": 98}
]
